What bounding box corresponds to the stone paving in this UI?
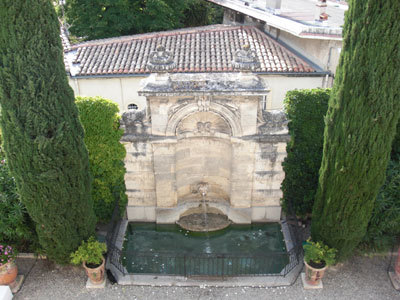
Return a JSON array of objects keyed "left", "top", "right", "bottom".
[{"left": 11, "top": 255, "right": 400, "bottom": 300}]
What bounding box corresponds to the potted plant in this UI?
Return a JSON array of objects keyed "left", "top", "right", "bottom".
[
  {"left": 0, "top": 244, "right": 18, "bottom": 285},
  {"left": 71, "top": 237, "right": 107, "bottom": 284},
  {"left": 303, "top": 238, "right": 337, "bottom": 285}
]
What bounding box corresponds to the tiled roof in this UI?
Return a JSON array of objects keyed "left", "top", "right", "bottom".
[{"left": 66, "top": 25, "right": 316, "bottom": 76}]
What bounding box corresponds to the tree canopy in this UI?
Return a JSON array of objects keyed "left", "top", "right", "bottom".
[{"left": 64, "top": 0, "right": 223, "bottom": 40}]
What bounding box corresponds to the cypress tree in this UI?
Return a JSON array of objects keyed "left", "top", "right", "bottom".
[
  {"left": 311, "top": 0, "right": 400, "bottom": 260},
  {"left": 0, "top": 0, "right": 96, "bottom": 263}
]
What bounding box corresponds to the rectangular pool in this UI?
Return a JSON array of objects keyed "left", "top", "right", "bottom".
[{"left": 122, "top": 223, "right": 289, "bottom": 276}]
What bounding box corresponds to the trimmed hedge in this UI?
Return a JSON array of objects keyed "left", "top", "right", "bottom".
[
  {"left": 281, "top": 89, "right": 330, "bottom": 216},
  {"left": 76, "top": 97, "right": 127, "bottom": 222}
]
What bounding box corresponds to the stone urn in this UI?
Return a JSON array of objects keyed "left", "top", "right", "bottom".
[
  {"left": 83, "top": 257, "right": 105, "bottom": 284},
  {"left": 0, "top": 260, "right": 18, "bottom": 285},
  {"left": 304, "top": 260, "right": 327, "bottom": 285}
]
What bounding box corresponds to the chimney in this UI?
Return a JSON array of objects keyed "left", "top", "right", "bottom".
[
  {"left": 315, "top": 0, "right": 328, "bottom": 21},
  {"left": 266, "top": 0, "right": 282, "bottom": 11}
]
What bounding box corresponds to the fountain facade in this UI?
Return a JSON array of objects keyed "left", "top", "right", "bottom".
[{"left": 120, "top": 46, "right": 289, "bottom": 226}]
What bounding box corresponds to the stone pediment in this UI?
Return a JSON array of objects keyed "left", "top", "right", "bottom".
[{"left": 139, "top": 72, "right": 269, "bottom": 96}]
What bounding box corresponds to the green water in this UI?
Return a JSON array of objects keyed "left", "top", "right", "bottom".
[{"left": 122, "top": 222, "right": 289, "bottom": 276}]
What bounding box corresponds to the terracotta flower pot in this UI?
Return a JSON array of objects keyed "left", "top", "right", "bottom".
[
  {"left": 83, "top": 257, "right": 105, "bottom": 284},
  {"left": 0, "top": 260, "right": 18, "bottom": 285},
  {"left": 304, "top": 259, "right": 327, "bottom": 285}
]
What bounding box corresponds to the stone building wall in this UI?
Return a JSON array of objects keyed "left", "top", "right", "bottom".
[{"left": 68, "top": 75, "right": 324, "bottom": 112}]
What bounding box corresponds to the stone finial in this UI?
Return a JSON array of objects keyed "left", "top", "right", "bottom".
[
  {"left": 258, "top": 110, "right": 289, "bottom": 135},
  {"left": 147, "top": 45, "right": 176, "bottom": 72},
  {"left": 120, "top": 109, "right": 149, "bottom": 136},
  {"left": 232, "top": 44, "right": 260, "bottom": 71}
]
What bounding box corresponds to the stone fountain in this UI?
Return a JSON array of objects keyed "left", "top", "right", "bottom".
[
  {"left": 108, "top": 45, "right": 300, "bottom": 286},
  {"left": 120, "top": 45, "right": 289, "bottom": 226}
]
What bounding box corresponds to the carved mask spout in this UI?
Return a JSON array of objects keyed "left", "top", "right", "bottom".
[{"left": 197, "top": 182, "right": 209, "bottom": 197}]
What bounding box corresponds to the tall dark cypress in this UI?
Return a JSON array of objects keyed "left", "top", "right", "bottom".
[
  {"left": 0, "top": 1, "right": 96, "bottom": 263},
  {"left": 311, "top": 0, "right": 400, "bottom": 260}
]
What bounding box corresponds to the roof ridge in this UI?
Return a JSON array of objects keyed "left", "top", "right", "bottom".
[
  {"left": 71, "top": 25, "right": 252, "bottom": 50},
  {"left": 59, "top": 23, "right": 71, "bottom": 52}
]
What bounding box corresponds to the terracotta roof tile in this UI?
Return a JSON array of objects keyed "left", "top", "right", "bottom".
[{"left": 66, "top": 25, "right": 316, "bottom": 76}]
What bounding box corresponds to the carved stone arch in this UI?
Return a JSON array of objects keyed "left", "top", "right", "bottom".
[
  {"left": 210, "top": 102, "right": 242, "bottom": 136},
  {"left": 166, "top": 103, "right": 198, "bottom": 136},
  {"left": 166, "top": 102, "right": 242, "bottom": 136}
]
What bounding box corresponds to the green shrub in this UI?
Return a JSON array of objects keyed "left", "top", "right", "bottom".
[
  {"left": 281, "top": 89, "right": 330, "bottom": 216},
  {"left": 76, "top": 97, "right": 127, "bottom": 222},
  {"left": 0, "top": 133, "right": 37, "bottom": 248},
  {"left": 362, "top": 155, "right": 400, "bottom": 251},
  {"left": 0, "top": 158, "right": 37, "bottom": 247},
  {"left": 303, "top": 238, "right": 337, "bottom": 267},
  {"left": 70, "top": 236, "right": 106, "bottom": 266}
]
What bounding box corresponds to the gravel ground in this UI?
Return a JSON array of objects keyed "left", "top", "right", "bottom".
[{"left": 13, "top": 255, "right": 400, "bottom": 300}]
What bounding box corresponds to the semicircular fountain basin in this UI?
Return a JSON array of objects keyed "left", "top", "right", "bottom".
[{"left": 176, "top": 206, "right": 231, "bottom": 232}]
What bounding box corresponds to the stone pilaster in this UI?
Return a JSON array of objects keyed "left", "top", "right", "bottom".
[
  {"left": 152, "top": 140, "right": 177, "bottom": 208},
  {"left": 230, "top": 139, "right": 256, "bottom": 208},
  {"left": 124, "top": 141, "right": 157, "bottom": 221}
]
